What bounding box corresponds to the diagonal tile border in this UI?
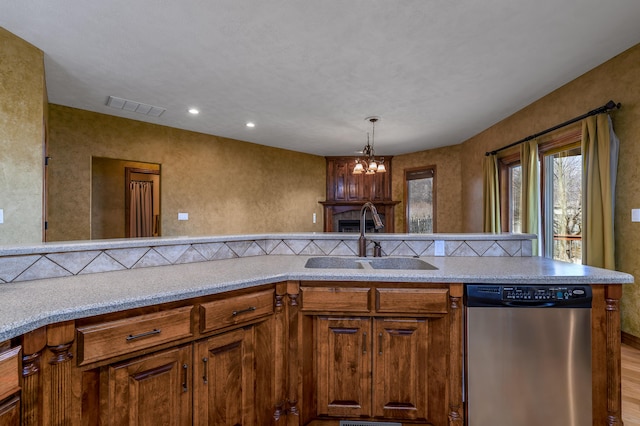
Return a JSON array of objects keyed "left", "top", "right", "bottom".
[
  {"left": 81, "top": 253, "right": 127, "bottom": 274},
  {"left": 226, "top": 241, "right": 253, "bottom": 257},
  {"left": 313, "top": 239, "right": 340, "bottom": 255},
  {"left": 106, "top": 248, "right": 151, "bottom": 268},
  {"left": 0, "top": 236, "right": 536, "bottom": 282},
  {"left": 193, "top": 243, "right": 224, "bottom": 261},
  {"left": 154, "top": 245, "right": 190, "bottom": 264},
  {"left": 175, "top": 247, "right": 208, "bottom": 264},
  {"left": 0, "top": 255, "right": 41, "bottom": 282},
  {"left": 283, "top": 239, "right": 311, "bottom": 255},
  {"left": 14, "top": 257, "right": 72, "bottom": 282},
  {"left": 242, "top": 242, "right": 267, "bottom": 257},
  {"left": 483, "top": 243, "right": 510, "bottom": 256},
  {"left": 47, "top": 251, "right": 101, "bottom": 275},
  {"left": 132, "top": 249, "right": 172, "bottom": 269}
]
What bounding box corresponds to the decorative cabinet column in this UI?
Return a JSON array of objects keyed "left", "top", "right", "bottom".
[
  {"left": 21, "top": 327, "right": 47, "bottom": 426},
  {"left": 44, "top": 321, "right": 76, "bottom": 426}
]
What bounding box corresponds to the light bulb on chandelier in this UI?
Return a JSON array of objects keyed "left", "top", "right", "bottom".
[{"left": 353, "top": 116, "right": 385, "bottom": 175}]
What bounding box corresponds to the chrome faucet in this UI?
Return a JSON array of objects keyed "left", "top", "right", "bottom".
[{"left": 358, "top": 202, "right": 384, "bottom": 257}]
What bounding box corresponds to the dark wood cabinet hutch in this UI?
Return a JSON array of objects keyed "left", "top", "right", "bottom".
[{"left": 321, "top": 156, "right": 399, "bottom": 233}]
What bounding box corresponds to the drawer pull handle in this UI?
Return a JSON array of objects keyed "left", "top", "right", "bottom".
[
  {"left": 202, "top": 357, "right": 208, "bottom": 384},
  {"left": 126, "top": 329, "right": 161, "bottom": 341},
  {"left": 182, "top": 363, "right": 188, "bottom": 393},
  {"left": 232, "top": 306, "right": 256, "bottom": 316},
  {"left": 378, "top": 332, "right": 383, "bottom": 355},
  {"left": 363, "top": 331, "right": 367, "bottom": 354}
]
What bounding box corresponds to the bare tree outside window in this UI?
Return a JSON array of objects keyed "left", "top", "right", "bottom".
[
  {"left": 549, "top": 148, "right": 582, "bottom": 263},
  {"left": 510, "top": 165, "right": 522, "bottom": 233}
]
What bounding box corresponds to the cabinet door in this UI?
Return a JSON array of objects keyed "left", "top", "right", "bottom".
[
  {"left": 106, "top": 345, "right": 192, "bottom": 426},
  {"left": 194, "top": 327, "right": 255, "bottom": 426},
  {"left": 373, "top": 318, "right": 428, "bottom": 420},
  {"left": 0, "top": 396, "right": 20, "bottom": 425},
  {"left": 316, "top": 317, "right": 371, "bottom": 417}
]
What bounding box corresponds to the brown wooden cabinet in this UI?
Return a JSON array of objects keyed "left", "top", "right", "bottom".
[
  {"left": 316, "top": 316, "right": 372, "bottom": 418},
  {"left": 299, "top": 283, "right": 459, "bottom": 425},
  {"left": 72, "top": 285, "right": 280, "bottom": 426},
  {"left": 6, "top": 280, "right": 624, "bottom": 425},
  {"left": 322, "top": 157, "right": 399, "bottom": 233},
  {"left": 325, "top": 157, "right": 392, "bottom": 202},
  {"left": 0, "top": 396, "right": 20, "bottom": 425},
  {"left": 0, "top": 345, "right": 20, "bottom": 426},
  {"left": 194, "top": 327, "right": 255, "bottom": 425},
  {"left": 104, "top": 345, "right": 192, "bottom": 425}
]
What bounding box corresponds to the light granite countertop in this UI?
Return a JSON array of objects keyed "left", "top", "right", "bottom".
[{"left": 0, "top": 254, "right": 632, "bottom": 342}]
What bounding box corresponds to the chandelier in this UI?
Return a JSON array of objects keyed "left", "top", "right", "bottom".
[{"left": 353, "top": 116, "right": 386, "bottom": 174}]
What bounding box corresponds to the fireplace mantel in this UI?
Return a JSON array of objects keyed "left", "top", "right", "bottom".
[{"left": 319, "top": 200, "right": 400, "bottom": 233}]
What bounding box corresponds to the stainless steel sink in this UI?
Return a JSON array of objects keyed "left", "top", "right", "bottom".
[
  {"left": 304, "top": 257, "right": 365, "bottom": 269},
  {"left": 304, "top": 256, "right": 437, "bottom": 270},
  {"left": 367, "top": 257, "right": 437, "bottom": 270}
]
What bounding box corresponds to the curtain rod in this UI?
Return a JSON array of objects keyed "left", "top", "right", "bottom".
[{"left": 485, "top": 100, "right": 621, "bottom": 156}]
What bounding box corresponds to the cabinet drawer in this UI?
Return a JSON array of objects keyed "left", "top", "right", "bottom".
[
  {"left": 0, "top": 346, "right": 20, "bottom": 401},
  {"left": 376, "top": 288, "right": 449, "bottom": 314},
  {"left": 200, "top": 289, "right": 274, "bottom": 333},
  {"left": 301, "top": 287, "right": 370, "bottom": 312},
  {"left": 77, "top": 306, "right": 193, "bottom": 365}
]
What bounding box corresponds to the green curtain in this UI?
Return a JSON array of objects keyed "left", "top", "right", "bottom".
[
  {"left": 483, "top": 154, "right": 501, "bottom": 233},
  {"left": 582, "top": 114, "right": 619, "bottom": 269},
  {"left": 520, "top": 139, "right": 539, "bottom": 255}
]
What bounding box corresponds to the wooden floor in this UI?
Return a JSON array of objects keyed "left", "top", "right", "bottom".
[{"left": 623, "top": 343, "right": 640, "bottom": 425}]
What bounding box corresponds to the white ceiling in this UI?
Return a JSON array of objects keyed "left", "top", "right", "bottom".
[{"left": 2, "top": 0, "right": 640, "bottom": 157}]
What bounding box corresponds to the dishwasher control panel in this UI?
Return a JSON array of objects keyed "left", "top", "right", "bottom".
[
  {"left": 503, "top": 286, "right": 589, "bottom": 301},
  {"left": 466, "top": 285, "right": 592, "bottom": 307}
]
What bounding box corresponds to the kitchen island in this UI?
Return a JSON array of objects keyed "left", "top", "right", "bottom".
[{"left": 0, "top": 234, "right": 632, "bottom": 425}]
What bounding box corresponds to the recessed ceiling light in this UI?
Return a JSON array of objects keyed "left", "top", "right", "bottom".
[
  {"left": 246, "top": 122, "right": 255, "bottom": 128},
  {"left": 188, "top": 108, "right": 199, "bottom": 115}
]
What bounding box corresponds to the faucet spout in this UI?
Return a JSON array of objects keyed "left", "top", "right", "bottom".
[{"left": 358, "top": 202, "right": 384, "bottom": 257}]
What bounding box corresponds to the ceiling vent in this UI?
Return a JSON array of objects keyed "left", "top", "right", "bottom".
[{"left": 106, "top": 96, "right": 166, "bottom": 117}]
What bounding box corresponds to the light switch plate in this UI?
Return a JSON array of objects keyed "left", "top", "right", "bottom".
[
  {"left": 633, "top": 209, "right": 640, "bottom": 222},
  {"left": 434, "top": 240, "right": 445, "bottom": 256},
  {"left": 178, "top": 212, "right": 188, "bottom": 221}
]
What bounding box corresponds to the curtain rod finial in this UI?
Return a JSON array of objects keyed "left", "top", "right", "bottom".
[{"left": 606, "top": 100, "right": 621, "bottom": 110}]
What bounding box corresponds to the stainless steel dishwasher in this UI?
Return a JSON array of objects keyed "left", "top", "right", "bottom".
[{"left": 465, "top": 284, "right": 592, "bottom": 426}]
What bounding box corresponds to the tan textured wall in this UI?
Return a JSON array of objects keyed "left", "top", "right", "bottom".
[
  {"left": 0, "top": 28, "right": 45, "bottom": 244},
  {"left": 392, "top": 145, "right": 463, "bottom": 233},
  {"left": 457, "top": 43, "right": 640, "bottom": 336},
  {"left": 47, "top": 105, "right": 326, "bottom": 240}
]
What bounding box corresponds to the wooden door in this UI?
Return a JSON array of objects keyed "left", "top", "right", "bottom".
[
  {"left": 316, "top": 316, "right": 372, "bottom": 418},
  {"left": 106, "top": 345, "right": 192, "bottom": 426},
  {"left": 194, "top": 327, "right": 255, "bottom": 426},
  {"left": 373, "top": 318, "right": 428, "bottom": 421}
]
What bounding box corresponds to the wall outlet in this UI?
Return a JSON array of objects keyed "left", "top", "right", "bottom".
[
  {"left": 0, "top": 209, "right": 3, "bottom": 224},
  {"left": 178, "top": 212, "right": 189, "bottom": 221},
  {"left": 313, "top": 213, "right": 317, "bottom": 224},
  {"left": 633, "top": 209, "right": 640, "bottom": 222},
  {"left": 434, "top": 240, "right": 445, "bottom": 256}
]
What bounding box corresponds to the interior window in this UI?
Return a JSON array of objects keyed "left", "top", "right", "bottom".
[{"left": 405, "top": 167, "right": 435, "bottom": 233}]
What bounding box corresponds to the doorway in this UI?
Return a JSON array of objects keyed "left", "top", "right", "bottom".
[
  {"left": 125, "top": 167, "right": 160, "bottom": 238},
  {"left": 91, "top": 157, "right": 161, "bottom": 239}
]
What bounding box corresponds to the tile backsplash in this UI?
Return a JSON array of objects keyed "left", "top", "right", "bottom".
[{"left": 0, "top": 234, "right": 533, "bottom": 284}]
